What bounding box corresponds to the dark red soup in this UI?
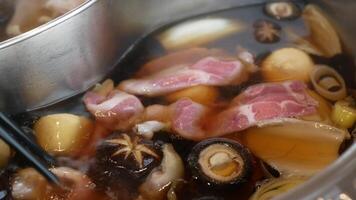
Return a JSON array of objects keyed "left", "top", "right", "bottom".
[{"left": 1, "top": 1, "right": 355, "bottom": 200}]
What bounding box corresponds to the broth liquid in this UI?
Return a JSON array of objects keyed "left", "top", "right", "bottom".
[{"left": 3, "top": 1, "right": 355, "bottom": 200}]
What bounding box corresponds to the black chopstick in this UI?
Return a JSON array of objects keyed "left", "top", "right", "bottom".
[
  {"left": 0, "top": 112, "right": 56, "bottom": 165},
  {"left": 0, "top": 125, "right": 61, "bottom": 186}
]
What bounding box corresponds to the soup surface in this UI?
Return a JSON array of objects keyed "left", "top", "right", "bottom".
[{"left": 0, "top": 1, "right": 355, "bottom": 200}]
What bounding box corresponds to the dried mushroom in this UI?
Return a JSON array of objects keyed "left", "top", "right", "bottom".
[
  {"left": 264, "top": 1, "right": 301, "bottom": 20},
  {"left": 96, "top": 133, "right": 162, "bottom": 180},
  {"left": 188, "top": 138, "right": 252, "bottom": 189},
  {"left": 310, "top": 65, "right": 347, "bottom": 101},
  {"left": 253, "top": 20, "right": 281, "bottom": 43}
]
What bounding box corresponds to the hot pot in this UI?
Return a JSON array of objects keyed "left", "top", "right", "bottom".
[{"left": 0, "top": 0, "right": 355, "bottom": 199}]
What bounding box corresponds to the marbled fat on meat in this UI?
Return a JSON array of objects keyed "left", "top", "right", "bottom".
[
  {"left": 84, "top": 90, "right": 144, "bottom": 130},
  {"left": 168, "top": 81, "right": 318, "bottom": 140},
  {"left": 119, "top": 57, "right": 247, "bottom": 96},
  {"left": 210, "top": 81, "right": 318, "bottom": 136}
]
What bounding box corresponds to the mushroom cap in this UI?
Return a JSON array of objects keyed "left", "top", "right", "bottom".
[
  {"left": 188, "top": 138, "right": 253, "bottom": 189},
  {"left": 264, "top": 1, "right": 301, "bottom": 20},
  {"left": 96, "top": 133, "right": 162, "bottom": 180}
]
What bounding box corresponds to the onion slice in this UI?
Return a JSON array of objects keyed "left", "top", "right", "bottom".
[
  {"left": 243, "top": 118, "right": 347, "bottom": 176},
  {"left": 310, "top": 65, "right": 347, "bottom": 101},
  {"left": 250, "top": 177, "right": 307, "bottom": 200}
]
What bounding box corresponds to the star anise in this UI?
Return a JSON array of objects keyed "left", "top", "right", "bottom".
[
  {"left": 254, "top": 20, "right": 281, "bottom": 43},
  {"left": 106, "top": 134, "right": 159, "bottom": 168}
]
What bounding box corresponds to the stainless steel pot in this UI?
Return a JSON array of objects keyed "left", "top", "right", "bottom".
[{"left": 0, "top": 0, "right": 355, "bottom": 199}]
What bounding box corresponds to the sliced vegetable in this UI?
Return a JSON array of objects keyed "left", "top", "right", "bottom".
[
  {"left": 188, "top": 138, "right": 252, "bottom": 189},
  {"left": 264, "top": 1, "right": 301, "bottom": 20},
  {"left": 331, "top": 99, "right": 356, "bottom": 129},
  {"left": 34, "top": 113, "right": 94, "bottom": 156},
  {"left": 249, "top": 177, "right": 307, "bottom": 200},
  {"left": 302, "top": 5, "right": 341, "bottom": 57},
  {"left": 286, "top": 28, "right": 323, "bottom": 56},
  {"left": 157, "top": 18, "right": 244, "bottom": 50},
  {"left": 166, "top": 85, "right": 219, "bottom": 105},
  {"left": 261, "top": 48, "right": 315, "bottom": 82},
  {"left": 310, "top": 65, "right": 347, "bottom": 101},
  {"left": 242, "top": 118, "right": 347, "bottom": 176},
  {"left": 0, "top": 139, "right": 11, "bottom": 168},
  {"left": 139, "top": 144, "right": 184, "bottom": 200}
]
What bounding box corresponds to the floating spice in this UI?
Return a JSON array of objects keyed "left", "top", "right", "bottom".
[
  {"left": 96, "top": 133, "right": 162, "bottom": 180},
  {"left": 253, "top": 20, "right": 281, "bottom": 43}
]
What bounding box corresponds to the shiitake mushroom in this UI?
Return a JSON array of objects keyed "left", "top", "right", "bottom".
[
  {"left": 96, "top": 133, "right": 162, "bottom": 181},
  {"left": 264, "top": 1, "right": 301, "bottom": 20},
  {"left": 187, "top": 138, "right": 253, "bottom": 189}
]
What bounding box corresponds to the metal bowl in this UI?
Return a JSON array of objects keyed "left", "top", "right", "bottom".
[{"left": 0, "top": 0, "right": 355, "bottom": 199}]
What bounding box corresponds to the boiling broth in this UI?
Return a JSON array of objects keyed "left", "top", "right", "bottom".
[{"left": 1, "top": 1, "right": 354, "bottom": 200}]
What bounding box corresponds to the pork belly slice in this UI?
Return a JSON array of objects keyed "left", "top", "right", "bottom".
[
  {"left": 83, "top": 90, "right": 144, "bottom": 130},
  {"left": 118, "top": 56, "right": 250, "bottom": 96},
  {"left": 167, "top": 81, "right": 318, "bottom": 140},
  {"left": 170, "top": 99, "right": 208, "bottom": 141}
]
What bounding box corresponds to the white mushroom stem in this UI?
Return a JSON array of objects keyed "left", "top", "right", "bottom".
[
  {"left": 139, "top": 144, "right": 184, "bottom": 200},
  {"left": 134, "top": 121, "right": 168, "bottom": 139}
]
